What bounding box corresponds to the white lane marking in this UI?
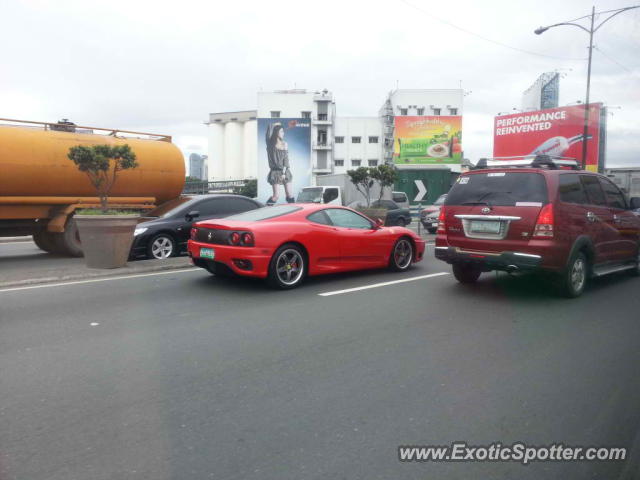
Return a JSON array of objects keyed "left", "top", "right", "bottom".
[
  {"left": 0, "top": 241, "right": 36, "bottom": 245},
  {"left": 90, "top": 323, "right": 100, "bottom": 327},
  {"left": 318, "top": 272, "right": 449, "bottom": 297},
  {"left": 0, "top": 268, "right": 200, "bottom": 293}
]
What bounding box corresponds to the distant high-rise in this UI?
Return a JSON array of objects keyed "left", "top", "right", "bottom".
[{"left": 188, "top": 153, "right": 207, "bottom": 180}]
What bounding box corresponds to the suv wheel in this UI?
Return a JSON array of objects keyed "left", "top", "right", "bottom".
[
  {"left": 558, "top": 252, "right": 588, "bottom": 298},
  {"left": 452, "top": 264, "right": 481, "bottom": 284},
  {"left": 630, "top": 245, "right": 640, "bottom": 277}
]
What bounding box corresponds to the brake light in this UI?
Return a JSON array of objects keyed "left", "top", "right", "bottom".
[
  {"left": 437, "top": 207, "right": 446, "bottom": 234},
  {"left": 241, "top": 232, "right": 254, "bottom": 246},
  {"left": 190, "top": 227, "right": 198, "bottom": 240},
  {"left": 533, "top": 203, "right": 554, "bottom": 238},
  {"left": 230, "top": 232, "right": 241, "bottom": 245}
]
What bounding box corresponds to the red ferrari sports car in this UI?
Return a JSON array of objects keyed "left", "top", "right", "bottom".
[{"left": 187, "top": 203, "right": 426, "bottom": 289}]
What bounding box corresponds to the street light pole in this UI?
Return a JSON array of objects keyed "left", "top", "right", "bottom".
[
  {"left": 581, "top": 6, "right": 595, "bottom": 170},
  {"left": 535, "top": 4, "right": 640, "bottom": 170}
]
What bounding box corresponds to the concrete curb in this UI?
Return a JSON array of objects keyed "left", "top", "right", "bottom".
[
  {"left": 0, "top": 236, "right": 32, "bottom": 243},
  {"left": 0, "top": 258, "right": 195, "bottom": 289}
]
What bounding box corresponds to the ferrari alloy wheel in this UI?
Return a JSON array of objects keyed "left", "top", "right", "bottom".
[
  {"left": 268, "top": 244, "right": 306, "bottom": 289},
  {"left": 389, "top": 237, "right": 414, "bottom": 271},
  {"left": 148, "top": 234, "right": 176, "bottom": 259}
]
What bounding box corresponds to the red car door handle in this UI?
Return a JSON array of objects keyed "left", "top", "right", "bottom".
[{"left": 586, "top": 211, "right": 596, "bottom": 222}]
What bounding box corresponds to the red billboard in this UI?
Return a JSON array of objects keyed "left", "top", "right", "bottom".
[{"left": 493, "top": 104, "right": 602, "bottom": 172}]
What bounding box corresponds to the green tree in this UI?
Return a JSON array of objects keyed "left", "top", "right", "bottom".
[
  {"left": 68, "top": 144, "right": 138, "bottom": 212},
  {"left": 347, "top": 167, "right": 375, "bottom": 207},
  {"left": 370, "top": 164, "right": 398, "bottom": 202}
]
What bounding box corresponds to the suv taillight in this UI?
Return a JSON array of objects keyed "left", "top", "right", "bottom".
[
  {"left": 533, "top": 203, "right": 554, "bottom": 238},
  {"left": 437, "top": 207, "right": 446, "bottom": 234}
]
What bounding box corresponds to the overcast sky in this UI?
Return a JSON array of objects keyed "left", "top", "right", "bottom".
[{"left": 2, "top": 0, "right": 639, "bottom": 168}]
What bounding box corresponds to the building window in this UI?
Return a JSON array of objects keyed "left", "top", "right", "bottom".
[
  {"left": 449, "top": 108, "right": 458, "bottom": 115},
  {"left": 301, "top": 111, "right": 311, "bottom": 119},
  {"left": 335, "top": 159, "right": 344, "bottom": 167},
  {"left": 318, "top": 113, "right": 328, "bottom": 121},
  {"left": 351, "top": 136, "right": 361, "bottom": 143},
  {"left": 270, "top": 111, "right": 280, "bottom": 118},
  {"left": 417, "top": 108, "right": 424, "bottom": 115},
  {"left": 400, "top": 108, "right": 408, "bottom": 115},
  {"left": 351, "top": 159, "right": 361, "bottom": 167},
  {"left": 368, "top": 159, "right": 378, "bottom": 167},
  {"left": 368, "top": 136, "right": 378, "bottom": 143},
  {"left": 335, "top": 136, "right": 344, "bottom": 144},
  {"left": 432, "top": 108, "right": 441, "bottom": 116}
]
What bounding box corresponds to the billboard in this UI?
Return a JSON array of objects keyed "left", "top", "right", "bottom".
[
  {"left": 393, "top": 116, "right": 462, "bottom": 165},
  {"left": 257, "top": 118, "right": 311, "bottom": 204},
  {"left": 493, "top": 104, "right": 602, "bottom": 172}
]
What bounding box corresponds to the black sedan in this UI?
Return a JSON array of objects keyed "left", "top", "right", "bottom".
[
  {"left": 131, "top": 194, "right": 262, "bottom": 259},
  {"left": 371, "top": 200, "right": 413, "bottom": 227}
]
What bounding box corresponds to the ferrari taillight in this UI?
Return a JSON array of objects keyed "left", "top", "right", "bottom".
[
  {"left": 190, "top": 227, "right": 198, "bottom": 240},
  {"left": 241, "top": 232, "right": 254, "bottom": 246},
  {"left": 230, "top": 232, "right": 241, "bottom": 245}
]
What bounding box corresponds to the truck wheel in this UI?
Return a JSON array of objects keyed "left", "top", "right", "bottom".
[
  {"left": 395, "top": 218, "right": 406, "bottom": 227},
  {"left": 452, "top": 264, "right": 481, "bottom": 284},
  {"left": 51, "top": 218, "right": 83, "bottom": 257},
  {"left": 33, "top": 231, "right": 57, "bottom": 253}
]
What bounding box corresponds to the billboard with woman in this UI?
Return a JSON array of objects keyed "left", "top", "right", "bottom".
[{"left": 257, "top": 118, "right": 311, "bottom": 204}]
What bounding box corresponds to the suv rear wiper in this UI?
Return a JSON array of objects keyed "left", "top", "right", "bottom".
[{"left": 461, "top": 201, "right": 491, "bottom": 206}]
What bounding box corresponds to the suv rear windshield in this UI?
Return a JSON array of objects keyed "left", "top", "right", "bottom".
[
  {"left": 446, "top": 172, "right": 548, "bottom": 206},
  {"left": 225, "top": 205, "right": 302, "bottom": 221}
]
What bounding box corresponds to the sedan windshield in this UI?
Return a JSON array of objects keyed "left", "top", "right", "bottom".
[{"left": 145, "top": 196, "right": 194, "bottom": 218}]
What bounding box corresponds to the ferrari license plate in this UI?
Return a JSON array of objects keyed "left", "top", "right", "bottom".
[
  {"left": 470, "top": 220, "right": 501, "bottom": 234},
  {"left": 200, "top": 247, "right": 215, "bottom": 259}
]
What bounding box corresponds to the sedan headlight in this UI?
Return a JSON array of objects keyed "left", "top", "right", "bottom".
[{"left": 134, "top": 227, "right": 148, "bottom": 236}]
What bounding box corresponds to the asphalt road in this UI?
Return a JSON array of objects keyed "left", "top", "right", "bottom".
[{"left": 1, "top": 255, "right": 640, "bottom": 479}]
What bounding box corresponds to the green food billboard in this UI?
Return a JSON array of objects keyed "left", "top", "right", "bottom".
[{"left": 394, "top": 116, "right": 462, "bottom": 165}]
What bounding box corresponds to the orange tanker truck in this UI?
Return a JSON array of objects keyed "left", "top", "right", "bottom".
[{"left": 0, "top": 118, "right": 185, "bottom": 256}]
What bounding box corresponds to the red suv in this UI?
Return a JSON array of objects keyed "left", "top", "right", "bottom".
[{"left": 435, "top": 156, "right": 640, "bottom": 297}]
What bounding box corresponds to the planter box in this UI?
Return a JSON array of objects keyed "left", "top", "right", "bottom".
[
  {"left": 356, "top": 207, "right": 388, "bottom": 223},
  {"left": 75, "top": 215, "right": 139, "bottom": 269}
]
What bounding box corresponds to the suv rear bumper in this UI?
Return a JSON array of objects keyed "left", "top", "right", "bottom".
[{"left": 434, "top": 246, "right": 543, "bottom": 272}]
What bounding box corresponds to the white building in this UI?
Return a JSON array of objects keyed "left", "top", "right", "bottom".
[
  {"left": 206, "top": 88, "right": 464, "bottom": 181},
  {"left": 333, "top": 117, "right": 383, "bottom": 174}
]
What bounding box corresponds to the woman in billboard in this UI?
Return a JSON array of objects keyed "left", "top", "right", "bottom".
[{"left": 265, "top": 124, "right": 294, "bottom": 205}]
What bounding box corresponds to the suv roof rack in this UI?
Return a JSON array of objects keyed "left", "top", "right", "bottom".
[{"left": 473, "top": 155, "right": 580, "bottom": 171}]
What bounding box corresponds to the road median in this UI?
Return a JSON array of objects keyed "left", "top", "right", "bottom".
[{"left": 0, "top": 256, "right": 194, "bottom": 289}]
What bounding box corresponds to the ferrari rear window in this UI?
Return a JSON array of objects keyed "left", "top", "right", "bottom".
[{"left": 225, "top": 205, "right": 302, "bottom": 221}]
